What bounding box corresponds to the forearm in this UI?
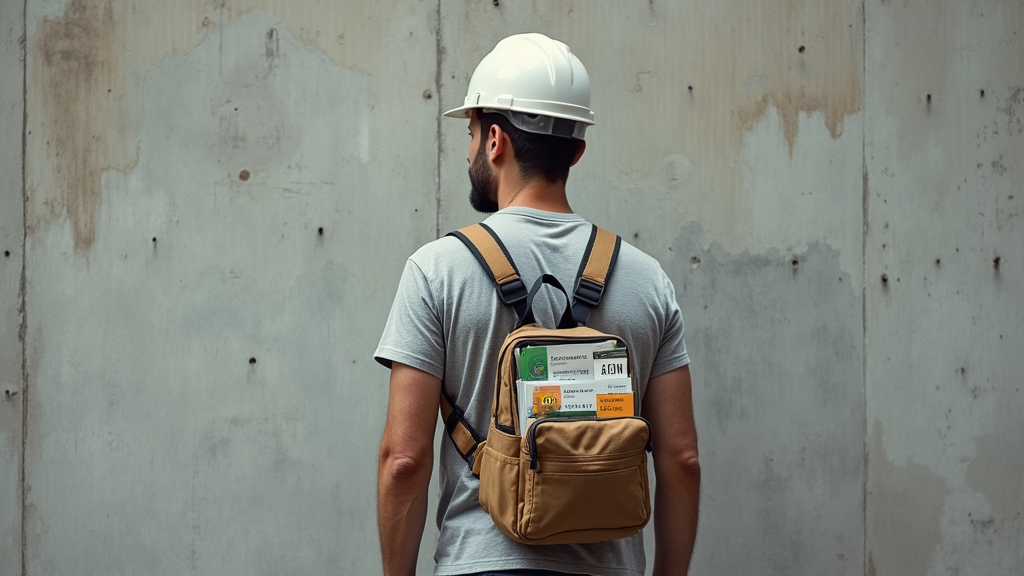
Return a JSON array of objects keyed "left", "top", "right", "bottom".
[
  {"left": 651, "top": 460, "right": 701, "bottom": 576},
  {"left": 377, "top": 453, "right": 432, "bottom": 576},
  {"left": 376, "top": 363, "right": 441, "bottom": 576}
]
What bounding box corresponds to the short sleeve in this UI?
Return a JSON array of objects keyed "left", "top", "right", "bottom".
[
  {"left": 373, "top": 258, "right": 446, "bottom": 380},
  {"left": 650, "top": 270, "right": 690, "bottom": 378}
]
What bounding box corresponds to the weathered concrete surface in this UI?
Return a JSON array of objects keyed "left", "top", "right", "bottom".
[
  {"left": 865, "top": 1, "right": 1024, "bottom": 575},
  {"left": 23, "top": 1, "right": 438, "bottom": 574},
  {"left": 7, "top": 0, "right": 1023, "bottom": 575},
  {"left": 440, "top": 1, "right": 864, "bottom": 269},
  {"left": 0, "top": 1, "right": 25, "bottom": 574},
  {"left": 439, "top": 2, "right": 865, "bottom": 575}
]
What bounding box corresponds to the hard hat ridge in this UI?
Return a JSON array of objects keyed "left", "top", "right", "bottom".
[{"left": 444, "top": 33, "right": 595, "bottom": 139}]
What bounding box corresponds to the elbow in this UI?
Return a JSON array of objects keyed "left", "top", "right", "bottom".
[
  {"left": 656, "top": 446, "right": 701, "bottom": 481},
  {"left": 682, "top": 453, "right": 701, "bottom": 478},
  {"left": 677, "top": 451, "right": 702, "bottom": 479},
  {"left": 380, "top": 447, "right": 433, "bottom": 484},
  {"left": 385, "top": 454, "right": 429, "bottom": 480}
]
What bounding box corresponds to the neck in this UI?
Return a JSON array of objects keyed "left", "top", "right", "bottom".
[{"left": 497, "top": 174, "right": 573, "bottom": 214}]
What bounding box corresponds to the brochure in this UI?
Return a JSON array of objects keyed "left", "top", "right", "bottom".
[
  {"left": 516, "top": 341, "right": 626, "bottom": 381},
  {"left": 516, "top": 377, "right": 634, "bottom": 432}
]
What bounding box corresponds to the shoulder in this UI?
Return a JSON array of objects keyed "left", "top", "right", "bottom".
[
  {"left": 614, "top": 238, "right": 671, "bottom": 279},
  {"left": 408, "top": 235, "right": 477, "bottom": 275}
]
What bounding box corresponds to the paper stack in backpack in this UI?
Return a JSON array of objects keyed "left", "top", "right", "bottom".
[
  {"left": 516, "top": 378, "right": 634, "bottom": 433},
  {"left": 515, "top": 340, "right": 627, "bottom": 381}
]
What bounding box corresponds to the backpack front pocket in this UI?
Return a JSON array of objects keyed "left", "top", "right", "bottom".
[{"left": 516, "top": 416, "right": 651, "bottom": 543}]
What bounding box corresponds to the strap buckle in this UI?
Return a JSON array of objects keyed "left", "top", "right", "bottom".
[
  {"left": 444, "top": 403, "right": 465, "bottom": 433},
  {"left": 574, "top": 278, "right": 604, "bottom": 308},
  {"left": 498, "top": 279, "right": 528, "bottom": 306}
]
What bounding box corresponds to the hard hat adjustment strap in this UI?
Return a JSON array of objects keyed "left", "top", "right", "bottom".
[{"left": 482, "top": 108, "right": 587, "bottom": 140}]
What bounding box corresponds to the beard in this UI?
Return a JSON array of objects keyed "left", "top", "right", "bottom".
[{"left": 468, "top": 143, "right": 499, "bottom": 213}]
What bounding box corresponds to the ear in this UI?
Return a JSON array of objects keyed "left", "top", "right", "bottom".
[
  {"left": 569, "top": 140, "right": 587, "bottom": 167},
  {"left": 487, "top": 123, "right": 507, "bottom": 162}
]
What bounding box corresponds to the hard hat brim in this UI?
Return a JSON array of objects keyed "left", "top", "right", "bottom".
[
  {"left": 442, "top": 104, "right": 474, "bottom": 119},
  {"left": 443, "top": 103, "right": 595, "bottom": 125}
]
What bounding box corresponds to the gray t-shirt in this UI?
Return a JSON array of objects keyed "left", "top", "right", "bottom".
[{"left": 375, "top": 207, "right": 689, "bottom": 576}]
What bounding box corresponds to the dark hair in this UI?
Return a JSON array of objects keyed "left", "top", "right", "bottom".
[{"left": 477, "top": 111, "right": 582, "bottom": 184}]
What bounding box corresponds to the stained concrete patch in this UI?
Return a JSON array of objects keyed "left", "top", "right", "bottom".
[
  {"left": 439, "top": 1, "right": 864, "bottom": 257},
  {"left": 32, "top": 0, "right": 138, "bottom": 252},
  {"left": 867, "top": 419, "right": 950, "bottom": 576},
  {"left": 967, "top": 392, "right": 1024, "bottom": 519},
  {"left": 590, "top": 208, "right": 865, "bottom": 575},
  {"left": 683, "top": 234, "right": 863, "bottom": 575},
  {"left": 23, "top": 10, "right": 389, "bottom": 574},
  {"left": 960, "top": 385, "right": 1024, "bottom": 574}
]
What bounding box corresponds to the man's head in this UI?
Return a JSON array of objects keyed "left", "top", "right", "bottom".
[
  {"left": 467, "top": 109, "right": 584, "bottom": 212},
  {"left": 447, "top": 33, "right": 595, "bottom": 212}
]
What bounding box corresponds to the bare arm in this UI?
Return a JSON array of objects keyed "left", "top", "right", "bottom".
[
  {"left": 377, "top": 363, "right": 442, "bottom": 576},
  {"left": 642, "top": 365, "right": 700, "bottom": 576}
]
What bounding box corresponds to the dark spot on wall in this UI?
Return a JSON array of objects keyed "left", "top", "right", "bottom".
[
  {"left": 239, "top": 169, "right": 250, "bottom": 181},
  {"left": 265, "top": 28, "right": 280, "bottom": 72},
  {"left": 249, "top": 357, "right": 257, "bottom": 365}
]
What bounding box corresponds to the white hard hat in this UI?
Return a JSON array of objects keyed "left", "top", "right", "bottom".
[{"left": 444, "top": 33, "right": 595, "bottom": 139}]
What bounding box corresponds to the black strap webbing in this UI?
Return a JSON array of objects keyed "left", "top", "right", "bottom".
[{"left": 571, "top": 225, "right": 621, "bottom": 326}]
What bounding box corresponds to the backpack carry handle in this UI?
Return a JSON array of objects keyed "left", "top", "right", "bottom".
[{"left": 518, "top": 274, "right": 577, "bottom": 330}]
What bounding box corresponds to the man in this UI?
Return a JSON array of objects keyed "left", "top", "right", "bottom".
[{"left": 375, "top": 33, "right": 699, "bottom": 576}]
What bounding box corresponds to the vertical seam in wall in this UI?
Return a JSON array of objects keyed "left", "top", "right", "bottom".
[
  {"left": 860, "top": 0, "right": 869, "bottom": 572},
  {"left": 20, "top": 0, "right": 29, "bottom": 573},
  {"left": 434, "top": 0, "right": 442, "bottom": 240}
]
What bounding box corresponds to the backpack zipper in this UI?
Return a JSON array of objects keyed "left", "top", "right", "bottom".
[{"left": 526, "top": 416, "right": 653, "bottom": 471}]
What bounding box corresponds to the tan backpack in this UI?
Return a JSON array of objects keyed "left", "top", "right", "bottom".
[{"left": 440, "top": 223, "right": 652, "bottom": 545}]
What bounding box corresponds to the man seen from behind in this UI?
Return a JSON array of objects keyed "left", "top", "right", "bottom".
[{"left": 375, "top": 33, "right": 700, "bottom": 576}]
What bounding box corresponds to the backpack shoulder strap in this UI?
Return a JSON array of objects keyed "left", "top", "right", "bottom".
[
  {"left": 438, "top": 387, "right": 484, "bottom": 467},
  {"left": 436, "top": 222, "right": 525, "bottom": 468},
  {"left": 448, "top": 223, "right": 529, "bottom": 322},
  {"left": 571, "top": 225, "right": 621, "bottom": 326}
]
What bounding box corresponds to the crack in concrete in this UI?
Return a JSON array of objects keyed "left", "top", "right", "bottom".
[
  {"left": 434, "top": 0, "right": 442, "bottom": 241},
  {"left": 860, "top": 2, "right": 869, "bottom": 573},
  {"left": 20, "top": 0, "right": 29, "bottom": 572}
]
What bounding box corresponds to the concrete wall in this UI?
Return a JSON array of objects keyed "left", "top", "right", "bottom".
[
  {"left": 0, "top": 1, "right": 1020, "bottom": 575},
  {"left": 1, "top": 0, "right": 25, "bottom": 573},
  {"left": 865, "top": 1, "right": 1024, "bottom": 574}
]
